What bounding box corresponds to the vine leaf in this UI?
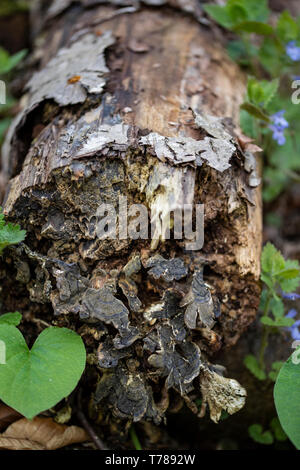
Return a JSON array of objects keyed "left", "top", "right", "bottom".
[{"left": 0, "top": 325, "right": 86, "bottom": 419}]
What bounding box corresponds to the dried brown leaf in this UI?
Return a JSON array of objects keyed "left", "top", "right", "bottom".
[
  {"left": 0, "top": 417, "right": 89, "bottom": 450},
  {"left": 0, "top": 403, "right": 21, "bottom": 432}
]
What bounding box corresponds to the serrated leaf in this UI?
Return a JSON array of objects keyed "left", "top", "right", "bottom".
[
  {"left": 260, "top": 79, "right": 279, "bottom": 108},
  {"left": 203, "top": 4, "right": 233, "bottom": 29},
  {"left": 248, "top": 424, "right": 273, "bottom": 445},
  {"left": 260, "top": 316, "right": 294, "bottom": 327},
  {"left": 260, "top": 273, "right": 277, "bottom": 297},
  {"left": 240, "top": 0, "right": 269, "bottom": 22},
  {"left": 0, "top": 208, "right": 26, "bottom": 254},
  {"left": 239, "top": 109, "right": 258, "bottom": 138},
  {"left": 270, "top": 297, "right": 284, "bottom": 319},
  {"left": 244, "top": 354, "right": 266, "bottom": 380},
  {"left": 276, "top": 268, "right": 300, "bottom": 280},
  {"left": 276, "top": 11, "right": 299, "bottom": 42},
  {"left": 233, "top": 21, "right": 273, "bottom": 35},
  {"left": 247, "top": 77, "right": 265, "bottom": 105},
  {"left": 0, "top": 326, "right": 86, "bottom": 419},
  {"left": 240, "top": 102, "right": 270, "bottom": 122},
  {"left": 274, "top": 354, "right": 300, "bottom": 449},
  {"left": 279, "top": 277, "right": 300, "bottom": 293},
  {"left": 261, "top": 242, "right": 285, "bottom": 275},
  {"left": 0, "top": 312, "right": 22, "bottom": 326}
]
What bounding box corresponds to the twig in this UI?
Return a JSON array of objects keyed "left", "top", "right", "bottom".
[{"left": 76, "top": 391, "right": 109, "bottom": 450}]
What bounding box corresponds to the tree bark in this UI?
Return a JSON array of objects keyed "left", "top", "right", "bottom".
[{"left": 0, "top": 0, "right": 262, "bottom": 441}]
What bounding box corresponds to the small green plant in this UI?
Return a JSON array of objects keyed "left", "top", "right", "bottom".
[
  {"left": 204, "top": 1, "right": 300, "bottom": 201},
  {"left": 0, "top": 207, "right": 26, "bottom": 253},
  {"left": 0, "top": 312, "right": 86, "bottom": 419},
  {"left": 244, "top": 242, "right": 300, "bottom": 377},
  {"left": 0, "top": 47, "right": 27, "bottom": 76},
  {"left": 243, "top": 242, "right": 300, "bottom": 447}
]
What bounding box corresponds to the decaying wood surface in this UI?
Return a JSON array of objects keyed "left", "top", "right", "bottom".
[{"left": 0, "top": 0, "right": 262, "bottom": 434}]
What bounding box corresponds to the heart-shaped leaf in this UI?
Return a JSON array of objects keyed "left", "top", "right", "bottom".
[
  {"left": 248, "top": 424, "right": 273, "bottom": 445},
  {"left": 0, "top": 325, "right": 86, "bottom": 419},
  {"left": 274, "top": 353, "right": 300, "bottom": 449}
]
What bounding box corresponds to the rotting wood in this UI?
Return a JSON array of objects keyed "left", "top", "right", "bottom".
[{"left": 0, "top": 0, "right": 262, "bottom": 432}]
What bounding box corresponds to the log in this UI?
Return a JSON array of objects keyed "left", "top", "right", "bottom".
[{"left": 1, "top": 0, "right": 262, "bottom": 436}]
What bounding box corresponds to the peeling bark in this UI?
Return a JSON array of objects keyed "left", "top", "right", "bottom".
[{"left": 1, "top": 0, "right": 262, "bottom": 432}]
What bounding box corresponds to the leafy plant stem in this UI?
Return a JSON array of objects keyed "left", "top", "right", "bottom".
[{"left": 258, "top": 291, "right": 272, "bottom": 369}]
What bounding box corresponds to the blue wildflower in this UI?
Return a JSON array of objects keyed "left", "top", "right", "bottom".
[
  {"left": 269, "top": 110, "right": 289, "bottom": 146},
  {"left": 282, "top": 292, "right": 300, "bottom": 300},
  {"left": 286, "top": 41, "right": 300, "bottom": 61},
  {"left": 286, "top": 309, "right": 300, "bottom": 340}
]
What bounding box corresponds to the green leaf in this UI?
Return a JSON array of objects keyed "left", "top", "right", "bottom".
[
  {"left": 247, "top": 77, "right": 279, "bottom": 109},
  {"left": 279, "top": 278, "right": 300, "bottom": 293},
  {"left": 204, "top": 0, "right": 270, "bottom": 29},
  {"left": 260, "top": 316, "right": 294, "bottom": 327},
  {"left": 274, "top": 354, "right": 300, "bottom": 449},
  {"left": 261, "top": 242, "right": 285, "bottom": 276},
  {"left": 244, "top": 354, "right": 266, "bottom": 380},
  {"left": 240, "top": 0, "right": 269, "bottom": 22},
  {"left": 248, "top": 424, "right": 274, "bottom": 445},
  {"left": 0, "top": 312, "right": 22, "bottom": 326},
  {"left": 276, "top": 11, "right": 299, "bottom": 42},
  {"left": 233, "top": 21, "right": 273, "bottom": 35},
  {"left": 0, "top": 48, "right": 27, "bottom": 75},
  {"left": 0, "top": 325, "right": 86, "bottom": 419},
  {"left": 203, "top": 4, "right": 233, "bottom": 29},
  {"left": 247, "top": 77, "right": 265, "bottom": 105},
  {"left": 277, "top": 260, "right": 300, "bottom": 292},
  {"left": 227, "top": 3, "right": 248, "bottom": 25},
  {"left": 240, "top": 102, "right": 270, "bottom": 122},
  {"left": 239, "top": 109, "right": 258, "bottom": 138},
  {"left": 260, "top": 273, "right": 277, "bottom": 297},
  {"left": 0, "top": 208, "right": 26, "bottom": 254},
  {"left": 270, "top": 297, "right": 284, "bottom": 319},
  {"left": 260, "top": 79, "right": 279, "bottom": 109}
]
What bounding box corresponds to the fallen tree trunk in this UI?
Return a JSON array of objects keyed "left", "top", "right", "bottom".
[{"left": 0, "top": 0, "right": 262, "bottom": 443}]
